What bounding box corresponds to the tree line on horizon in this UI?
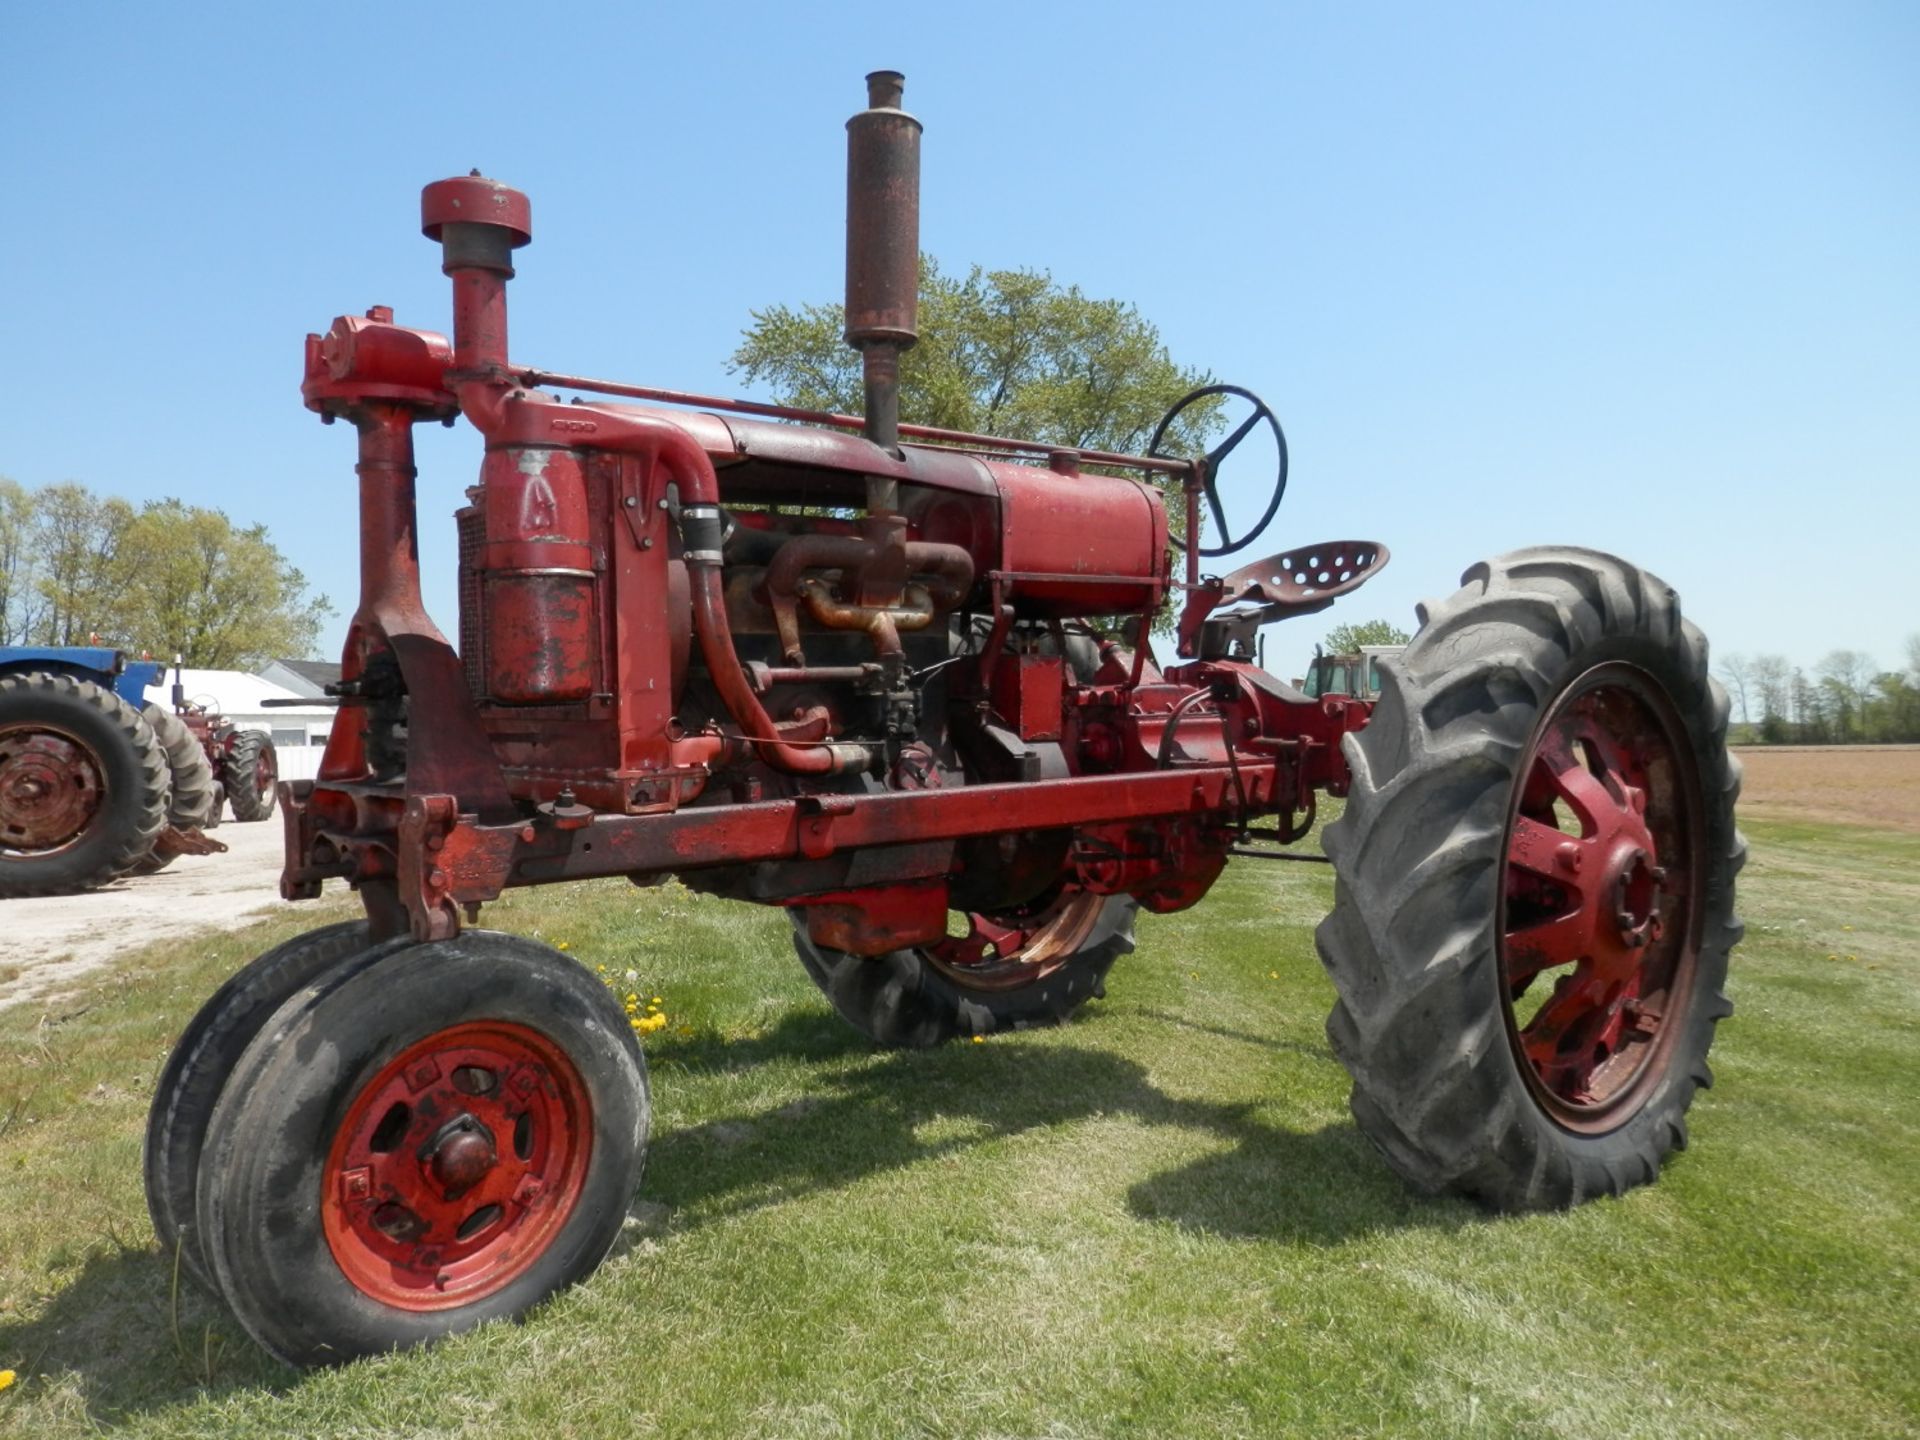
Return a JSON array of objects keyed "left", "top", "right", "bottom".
[
  {"left": 0, "top": 477, "right": 332, "bottom": 670},
  {"left": 1717, "top": 643, "right": 1920, "bottom": 745}
]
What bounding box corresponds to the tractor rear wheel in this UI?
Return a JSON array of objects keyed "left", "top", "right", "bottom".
[
  {"left": 144, "top": 921, "right": 382, "bottom": 1293},
  {"left": 194, "top": 931, "right": 649, "bottom": 1366},
  {"left": 225, "top": 730, "right": 278, "bottom": 822},
  {"left": 1315, "top": 547, "right": 1743, "bottom": 1210},
  {"left": 125, "top": 703, "right": 218, "bottom": 875},
  {"left": 0, "top": 672, "right": 170, "bottom": 897},
  {"left": 791, "top": 888, "right": 1136, "bottom": 1047}
]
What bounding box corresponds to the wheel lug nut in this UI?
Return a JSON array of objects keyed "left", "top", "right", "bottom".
[{"left": 1556, "top": 842, "right": 1582, "bottom": 874}]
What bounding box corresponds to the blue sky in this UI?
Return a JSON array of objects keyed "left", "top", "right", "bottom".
[{"left": 2, "top": 1, "right": 1914, "bottom": 678}]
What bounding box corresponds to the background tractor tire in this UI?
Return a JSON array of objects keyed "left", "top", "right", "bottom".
[
  {"left": 124, "top": 702, "right": 219, "bottom": 875},
  {"left": 145, "top": 920, "right": 381, "bottom": 1294},
  {"left": 224, "top": 730, "right": 278, "bottom": 822},
  {"left": 0, "top": 672, "right": 170, "bottom": 897},
  {"left": 142, "top": 703, "right": 216, "bottom": 829},
  {"left": 791, "top": 892, "right": 1137, "bottom": 1048},
  {"left": 1316, "top": 547, "right": 1744, "bottom": 1211},
  {"left": 195, "top": 931, "right": 649, "bottom": 1366}
]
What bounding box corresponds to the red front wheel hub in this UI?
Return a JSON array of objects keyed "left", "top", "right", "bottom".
[
  {"left": 1500, "top": 663, "right": 1703, "bottom": 1129},
  {"left": 320, "top": 1021, "right": 593, "bottom": 1310}
]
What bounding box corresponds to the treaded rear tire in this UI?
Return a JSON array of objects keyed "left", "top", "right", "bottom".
[
  {"left": 1315, "top": 547, "right": 1744, "bottom": 1210},
  {"left": 124, "top": 703, "right": 218, "bottom": 875},
  {"left": 791, "top": 895, "right": 1137, "bottom": 1048},
  {"left": 142, "top": 703, "right": 216, "bottom": 829},
  {"left": 225, "top": 730, "right": 277, "bottom": 822},
  {"left": 0, "top": 672, "right": 169, "bottom": 896}
]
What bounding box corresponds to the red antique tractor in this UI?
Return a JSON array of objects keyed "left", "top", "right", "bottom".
[
  {"left": 162, "top": 660, "right": 281, "bottom": 825},
  {"left": 149, "top": 74, "right": 1743, "bottom": 1366}
]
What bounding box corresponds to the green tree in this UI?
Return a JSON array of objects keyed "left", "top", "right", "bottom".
[
  {"left": 0, "top": 480, "right": 331, "bottom": 666},
  {"left": 115, "top": 499, "right": 333, "bottom": 667},
  {"left": 0, "top": 476, "right": 41, "bottom": 644},
  {"left": 31, "top": 481, "right": 135, "bottom": 646},
  {"left": 731, "top": 257, "right": 1222, "bottom": 501},
  {"left": 1321, "top": 619, "right": 1412, "bottom": 654}
]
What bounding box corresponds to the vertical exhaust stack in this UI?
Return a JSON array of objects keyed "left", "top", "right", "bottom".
[{"left": 845, "top": 69, "right": 921, "bottom": 491}]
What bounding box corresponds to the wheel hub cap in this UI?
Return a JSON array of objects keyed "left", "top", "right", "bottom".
[
  {"left": 320, "top": 1022, "right": 592, "bottom": 1310},
  {"left": 1499, "top": 664, "right": 1703, "bottom": 1127},
  {"left": 0, "top": 727, "right": 104, "bottom": 853},
  {"left": 427, "top": 1119, "right": 497, "bottom": 1197}
]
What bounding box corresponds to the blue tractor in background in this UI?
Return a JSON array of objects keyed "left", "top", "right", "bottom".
[{"left": 0, "top": 645, "right": 224, "bottom": 897}]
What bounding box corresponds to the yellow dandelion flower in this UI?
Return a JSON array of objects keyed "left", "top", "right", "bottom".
[
  {"left": 651, "top": 996, "right": 662, "bottom": 1004},
  {"left": 1848, "top": 955, "right": 1857, "bottom": 962},
  {"left": 557, "top": 942, "right": 570, "bottom": 951},
  {"left": 1828, "top": 954, "right": 1838, "bottom": 960},
  {"left": 0, "top": 1368, "right": 14, "bottom": 1392},
  {"left": 971, "top": 1034, "right": 985, "bottom": 1044},
  {"left": 1268, "top": 971, "right": 1279, "bottom": 980}
]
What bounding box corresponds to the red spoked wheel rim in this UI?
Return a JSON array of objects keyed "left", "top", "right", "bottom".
[
  {"left": 0, "top": 724, "right": 104, "bottom": 855},
  {"left": 320, "top": 1021, "right": 593, "bottom": 1311},
  {"left": 926, "top": 888, "right": 1106, "bottom": 992},
  {"left": 255, "top": 744, "right": 277, "bottom": 797},
  {"left": 1499, "top": 663, "right": 1704, "bottom": 1132}
]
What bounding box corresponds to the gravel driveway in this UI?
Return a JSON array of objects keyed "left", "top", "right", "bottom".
[{"left": 1, "top": 819, "right": 295, "bottom": 1012}]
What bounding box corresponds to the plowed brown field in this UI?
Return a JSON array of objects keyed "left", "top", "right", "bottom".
[{"left": 1733, "top": 745, "right": 1920, "bottom": 832}]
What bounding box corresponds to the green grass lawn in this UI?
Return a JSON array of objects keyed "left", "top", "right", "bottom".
[{"left": 2, "top": 813, "right": 1916, "bottom": 1438}]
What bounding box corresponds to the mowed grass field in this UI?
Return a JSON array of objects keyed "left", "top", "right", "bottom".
[{"left": 2, "top": 755, "right": 1916, "bottom": 1438}]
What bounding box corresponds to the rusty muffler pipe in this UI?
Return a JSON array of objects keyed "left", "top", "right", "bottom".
[{"left": 846, "top": 69, "right": 921, "bottom": 489}]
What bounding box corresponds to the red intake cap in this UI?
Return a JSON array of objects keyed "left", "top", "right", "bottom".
[{"left": 421, "top": 173, "right": 531, "bottom": 246}]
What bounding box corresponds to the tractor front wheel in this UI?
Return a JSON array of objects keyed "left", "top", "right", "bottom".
[
  {"left": 144, "top": 921, "right": 384, "bottom": 1292},
  {"left": 1316, "top": 547, "right": 1744, "bottom": 1210},
  {"left": 193, "top": 931, "right": 649, "bottom": 1366}
]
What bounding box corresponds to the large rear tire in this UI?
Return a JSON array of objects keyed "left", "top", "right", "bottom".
[
  {"left": 792, "top": 890, "right": 1137, "bottom": 1048},
  {"left": 225, "top": 730, "right": 278, "bottom": 822},
  {"left": 124, "top": 703, "right": 218, "bottom": 875},
  {"left": 1315, "top": 547, "right": 1743, "bottom": 1210},
  {"left": 0, "top": 672, "right": 169, "bottom": 897},
  {"left": 195, "top": 931, "right": 649, "bottom": 1366},
  {"left": 142, "top": 703, "right": 216, "bottom": 829}
]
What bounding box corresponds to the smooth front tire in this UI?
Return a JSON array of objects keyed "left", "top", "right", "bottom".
[
  {"left": 144, "top": 921, "right": 380, "bottom": 1293},
  {"left": 194, "top": 931, "right": 649, "bottom": 1366},
  {"left": 1315, "top": 547, "right": 1743, "bottom": 1211}
]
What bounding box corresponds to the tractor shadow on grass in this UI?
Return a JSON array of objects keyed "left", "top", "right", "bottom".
[
  {"left": 1, "top": 1010, "right": 1474, "bottom": 1426},
  {"left": 0, "top": 1237, "right": 290, "bottom": 1424},
  {"left": 639, "top": 1009, "right": 1480, "bottom": 1248}
]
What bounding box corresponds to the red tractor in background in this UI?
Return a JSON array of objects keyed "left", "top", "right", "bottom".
[
  {"left": 163, "top": 660, "right": 281, "bottom": 825},
  {"left": 148, "top": 74, "right": 1743, "bottom": 1367}
]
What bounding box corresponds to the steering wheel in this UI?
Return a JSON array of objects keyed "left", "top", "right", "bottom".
[{"left": 1147, "top": 383, "right": 1289, "bottom": 559}]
